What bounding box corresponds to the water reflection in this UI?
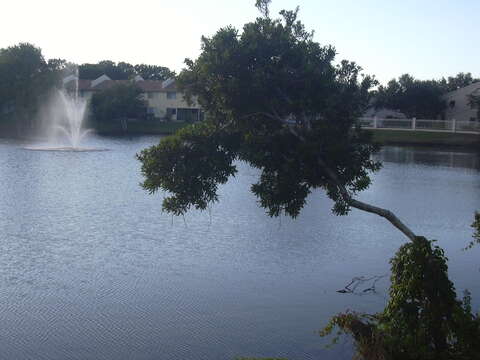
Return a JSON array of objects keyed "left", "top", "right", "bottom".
[
  {"left": 0, "top": 137, "right": 479, "bottom": 360},
  {"left": 376, "top": 146, "right": 480, "bottom": 170}
]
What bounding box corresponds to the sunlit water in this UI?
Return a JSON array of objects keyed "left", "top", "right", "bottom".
[{"left": 0, "top": 136, "right": 479, "bottom": 360}]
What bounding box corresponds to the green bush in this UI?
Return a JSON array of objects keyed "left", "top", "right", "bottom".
[{"left": 321, "top": 237, "right": 480, "bottom": 360}]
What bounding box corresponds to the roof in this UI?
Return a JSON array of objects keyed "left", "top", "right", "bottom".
[
  {"left": 443, "top": 81, "right": 480, "bottom": 100},
  {"left": 64, "top": 76, "right": 177, "bottom": 93}
]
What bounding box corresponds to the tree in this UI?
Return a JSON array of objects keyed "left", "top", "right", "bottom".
[
  {"left": 375, "top": 74, "right": 446, "bottom": 119},
  {"left": 441, "top": 72, "right": 479, "bottom": 92},
  {"left": 321, "top": 236, "right": 480, "bottom": 360},
  {"left": 79, "top": 60, "right": 134, "bottom": 80},
  {"left": 134, "top": 64, "right": 175, "bottom": 80},
  {"left": 90, "top": 83, "right": 147, "bottom": 124},
  {"left": 137, "top": 2, "right": 416, "bottom": 241},
  {"left": 0, "top": 43, "right": 59, "bottom": 132},
  {"left": 79, "top": 61, "right": 175, "bottom": 81},
  {"left": 137, "top": 2, "right": 480, "bottom": 358}
]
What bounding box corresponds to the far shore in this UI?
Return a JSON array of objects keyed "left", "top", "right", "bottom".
[
  {"left": 1, "top": 119, "right": 479, "bottom": 149},
  {"left": 367, "top": 129, "right": 480, "bottom": 149}
]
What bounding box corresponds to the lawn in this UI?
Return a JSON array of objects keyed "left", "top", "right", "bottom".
[{"left": 367, "top": 129, "right": 480, "bottom": 148}]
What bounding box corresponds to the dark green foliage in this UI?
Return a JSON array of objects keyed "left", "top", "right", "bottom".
[
  {"left": 465, "top": 212, "right": 480, "bottom": 250},
  {"left": 133, "top": 64, "right": 175, "bottom": 81},
  {"left": 90, "top": 83, "right": 147, "bottom": 123},
  {"left": 138, "top": 2, "right": 380, "bottom": 218},
  {"left": 137, "top": 122, "right": 239, "bottom": 215},
  {"left": 375, "top": 74, "right": 446, "bottom": 119},
  {"left": 321, "top": 237, "right": 480, "bottom": 360},
  {"left": 79, "top": 60, "right": 134, "bottom": 80},
  {"left": 0, "top": 43, "right": 64, "bottom": 131},
  {"left": 440, "top": 72, "right": 479, "bottom": 92},
  {"left": 78, "top": 61, "right": 174, "bottom": 80},
  {"left": 375, "top": 72, "right": 479, "bottom": 120}
]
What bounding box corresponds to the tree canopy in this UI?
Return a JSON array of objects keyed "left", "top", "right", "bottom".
[
  {"left": 441, "top": 72, "right": 479, "bottom": 92},
  {"left": 321, "top": 236, "right": 480, "bottom": 360},
  {"left": 375, "top": 74, "right": 446, "bottom": 119},
  {"left": 374, "top": 72, "right": 480, "bottom": 119},
  {"left": 138, "top": 2, "right": 391, "bottom": 228},
  {"left": 78, "top": 61, "right": 175, "bottom": 80},
  {"left": 0, "top": 43, "right": 65, "bottom": 130},
  {"left": 90, "top": 83, "right": 147, "bottom": 123}
]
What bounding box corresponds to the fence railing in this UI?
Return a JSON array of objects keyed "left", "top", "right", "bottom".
[{"left": 358, "top": 117, "right": 480, "bottom": 134}]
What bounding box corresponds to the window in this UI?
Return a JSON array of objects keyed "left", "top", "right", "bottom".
[
  {"left": 148, "top": 93, "right": 154, "bottom": 99},
  {"left": 177, "top": 108, "right": 200, "bottom": 122},
  {"left": 166, "top": 108, "right": 177, "bottom": 119},
  {"left": 167, "top": 92, "right": 177, "bottom": 100},
  {"left": 449, "top": 100, "right": 456, "bottom": 108}
]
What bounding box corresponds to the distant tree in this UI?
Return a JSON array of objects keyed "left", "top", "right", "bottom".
[
  {"left": 79, "top": 61, "right": 175, "bottom": 81},
  {"left": 0, "top": 43, "right": 58, "bottom": 131},
  {"left": 375, "top": 74, "right": 446, "bottom": 119},
  {"left": 440, "top": 72, "right": 479, "bottom": 92},
  {"left": 90, "top": 83, "right": 147, "bottom": 123},
  {"left": 79, "top": 61, "right": 133, "bottom": 80},
  {"left": 134, "top": 64, "right": 175, "bottom": 80}
]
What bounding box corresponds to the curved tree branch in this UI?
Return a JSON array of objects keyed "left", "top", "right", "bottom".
[
  {"left": 289, "top": 125, "right": 417, "bottom": 242},
  {"left": 236, "top": 112, "right": 417, "bottom": 241}
]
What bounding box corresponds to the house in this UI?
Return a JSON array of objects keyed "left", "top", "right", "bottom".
[
  {"left": 62, "top": 74, "right": 203, "bottom": 122},
  {"left": 363, "top": 106, "right": 407, "bottom": 119},
  {"left": 443, "top": 81, "right": 480, "bottom": 122}
]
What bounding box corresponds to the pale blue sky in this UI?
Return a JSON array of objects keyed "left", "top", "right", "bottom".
[{"left": 1, "top": 0, "right": 478, "bottom": 84}]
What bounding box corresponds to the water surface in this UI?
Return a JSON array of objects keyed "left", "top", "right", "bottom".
[{"left": 0, "top": 137, "right": 479, "bottom": 360}]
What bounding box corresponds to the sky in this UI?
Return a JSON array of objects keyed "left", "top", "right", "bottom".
[{"left": 1, "top": 0, "right": 478, "bottom": 84}]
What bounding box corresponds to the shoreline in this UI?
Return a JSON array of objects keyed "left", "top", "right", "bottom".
[
  {"left": 2, "top": 122, "right": 479, "bottom": 150},
  {"left": 367, "top": 129, "right": 480, "bottom": 150}
]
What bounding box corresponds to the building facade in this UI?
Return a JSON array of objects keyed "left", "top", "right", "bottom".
[
  {"left": 443, "top": 82, "right": 480, "bottom": 122},
  {"left": 63, "top": 74, "right": 203, "bottom": 121}
]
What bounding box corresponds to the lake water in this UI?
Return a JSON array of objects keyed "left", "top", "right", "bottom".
[{"left": 0, "top": 136, "right": 479, "bottom": 360}]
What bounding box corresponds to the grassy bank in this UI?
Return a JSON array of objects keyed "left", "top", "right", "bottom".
[
  {"left": 367, "top": 129, "right": 480, "bottom": 149},
  {"left": 88, "top": 120, "right": 189, "bottom": 136}
]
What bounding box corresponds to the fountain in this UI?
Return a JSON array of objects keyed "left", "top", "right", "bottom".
[{"left": 25, "top": 71, "right": 106, "bottom": 152}]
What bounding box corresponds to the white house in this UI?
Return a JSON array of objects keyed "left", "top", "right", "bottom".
[
  {"left": 443, "top": 82, "right": 480, "bottom": 122},
  {"left": 63, "top": 74, "right": 203, "bottom": 122}
]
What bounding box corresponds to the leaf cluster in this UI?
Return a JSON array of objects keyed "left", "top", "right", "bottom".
[
  {"left": 90, "top": 83, "right": 147, "bottom": 123},
  {"left": 322, "top": 237, "right": 480, "bottom": 360},
  {"left": 78, "top": 61, "right": 175, "bottom": 81},
  {"left": 139, "top": 3, "right": 380, "bottom": 218},
  {"left": 375, "top": 74, "right": 447, "bottom": 119},
  {"left": 0, "top": 43, "right": 65, "bottom": 125}
]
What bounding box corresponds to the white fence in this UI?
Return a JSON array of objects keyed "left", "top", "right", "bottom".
[{"left": 358, "top": 117, "right": 480, "bottom": 134}]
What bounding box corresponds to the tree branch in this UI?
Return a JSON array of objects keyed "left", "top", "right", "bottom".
[{"left": 288, "top": 124, "right": 417, "bottom": 242}]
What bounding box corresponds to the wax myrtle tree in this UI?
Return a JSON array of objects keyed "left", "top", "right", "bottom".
[
  {"left": 0, "top": 43, "right": 64, "bottom": 133},
  {"left": 137, "top": 0, "right": 418, "bottom": 240},
  {"left": 375, "top": 74, "right": 446, "bottom": 119},
  {"left": 441, "top": 72, "right": 479, "bottom": 92},
  {"left": 134, "top": 64, "right": 175, "bottom": 81},
  {"left": 138, "top": 1, "right": 480, "bottom": 358},
  {"left": 90, "top": 83, "right": 147, "bottom": 126},
  {"left": 78, "top": 61, "right": 175, "bottom": 81}
]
